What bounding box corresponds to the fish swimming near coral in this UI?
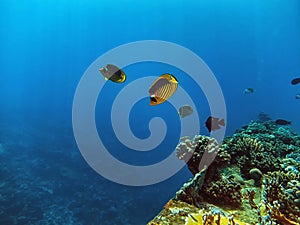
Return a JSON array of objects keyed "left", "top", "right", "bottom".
[
  {"left": 99, "top": 64, "right": 126, "bottom": 83},
  {"left": 291, "top": 77, "right": 300, "bottom": 85},
  {"left": 275, "top": 119, "right": 291, "bottom": 125},
  {"left": 205, "top": 116, "right": 225, "bottom": 132},
  {"left": 243, "top": 88, "right": 254, "bottom": 94},
  {"left": 148, "top": 74, "right": 178, "bottom": 106},
  {"left": 178, "top": 105, "right": 193, "bottom": 118}
]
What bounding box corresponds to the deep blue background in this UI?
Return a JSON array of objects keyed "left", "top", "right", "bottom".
[{"left": 0, "top": 0, "right": 299, "bottom": 224}]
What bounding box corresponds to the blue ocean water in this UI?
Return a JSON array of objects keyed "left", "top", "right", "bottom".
[{"left": 0, "top": 0, "right": 300, "bottom": 224}]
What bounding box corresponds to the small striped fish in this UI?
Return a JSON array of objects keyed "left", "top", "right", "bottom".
[{"left": 148, "top": 74, "right": 178, "bottom": 106}]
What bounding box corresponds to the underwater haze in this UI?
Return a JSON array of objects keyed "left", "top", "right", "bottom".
[{"left": 0, "top": 0, "right": 300, "bottom": 224}]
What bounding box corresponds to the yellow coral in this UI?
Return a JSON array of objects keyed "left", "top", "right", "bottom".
[
  {"left": 267, "top": 202, "right": 299, "bottom": 225},
  {"left": 242, "top": 137, "right": 263, "bottom": 152},
  {"left": 185, "top": 209, "right": 250, "bottom": 225}
]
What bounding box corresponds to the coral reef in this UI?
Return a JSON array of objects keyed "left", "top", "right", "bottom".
[
  {"left": 184, "top": 208, "right": 250, "bottom": 225},
  {"left": 148, "top": 120, "right": 300, "bottom": 224},
  {"left": 175, "top": 135, "right": 230, "bottom": 175},
  {"left": 222, "top": 134, "right": 280, "bottom": 179},
  {"left": 260, "top": 171, "right": 300, "bottom": 222},
  {"left": 249, "top": 168, "right": 263, "bottom": 186},
  {"left": 175, "top": 169, "right": 207, "bottom": 206},
  {"left": 147, "top": 200, "right": 251, "bottom": 225},
  {"left": 147, "top": 199, "right": 199, "bottom": 225}
]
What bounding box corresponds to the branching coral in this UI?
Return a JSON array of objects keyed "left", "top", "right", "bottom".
[
  {"left": 201, "top": 173, "right": 243, "bottom": 209},
  {"left": 175, "top": 168, "right": 244, "bottom": 209},
  {"left": 223, "top": 121, "right": 300, "bottom": 177},
  {"left": 267, "top": 201, "right": 299, "bottom": 225},
  {"left": 243, "top": 190, "right": 258, "bottom": 210},
  {"left": 222, "top": 135, "right": 281, "bottom": 179},
  {"left": 259, "top": 171, "right": 300, "bottom": 223}
]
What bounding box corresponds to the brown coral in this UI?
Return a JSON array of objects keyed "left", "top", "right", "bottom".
[
  {"left": 201, "top": 174, "right": 243, "bottom": 209},
  {"left": 261, "top": 171, "right": 300, "bottom": 222},
  {"left": 222, "top": 135, "right": 280, "bottom": 179},
  {"left": 267, "top": 201, "right": 299, "bottom": 225},
  {"left": 176, "top": 135, "right": 229, "bottom": 175},
  {"left": 175, "top": 169, "right": 207, "bottom": 206}
]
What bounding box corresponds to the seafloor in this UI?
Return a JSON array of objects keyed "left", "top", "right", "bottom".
[
  {"left": 0, "top": 121, "right": 164, "bottom": 225},
  {"left": 148, "top": 120, "right": 300, "bottom": 225}
]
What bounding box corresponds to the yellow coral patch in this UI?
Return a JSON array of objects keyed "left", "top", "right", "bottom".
[{"left": 185, "top": 209, "right": 250, "bottom": 225}]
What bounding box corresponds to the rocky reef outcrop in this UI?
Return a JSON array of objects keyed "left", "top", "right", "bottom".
[{"left": 148, "top": 120, "right": 300, "bottom": 224}]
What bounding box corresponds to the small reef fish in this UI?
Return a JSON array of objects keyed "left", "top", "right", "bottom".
[
  {"left": 99, "top": 64, "right": 126, "bottom": 83},
  {"left": 275, "top": 119, "right": 291, "bottom": 125},
  {"left": 178, "top": 105, "right": 193, "bottom": 118},
  {"left": 296, "top": 94, "right": 300, "bottom": 99},
  {"left": 148, "top": 74, "right": 178, "bottom": 106},
  {"left": 205, "top": 116, "right": 225, "bottom": 132},
  {"left": 291, "top": 77, "right": 300, "bottom": 85},
  {"left": 243, "top": 88, "right": 254, "bottom": 94}
]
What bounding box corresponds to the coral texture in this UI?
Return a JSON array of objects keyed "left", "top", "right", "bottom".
[{"left": 153, "top": 120, "right": 300, "bottom": 224}]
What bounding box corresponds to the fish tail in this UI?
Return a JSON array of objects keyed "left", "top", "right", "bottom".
[{"left": 219, "top": 119, "right": 225, "bottom": 126}]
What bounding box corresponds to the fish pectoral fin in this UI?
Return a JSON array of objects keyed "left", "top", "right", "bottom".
[{"left": 213, "top": 124, "right": 221, "bottom": 131}]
